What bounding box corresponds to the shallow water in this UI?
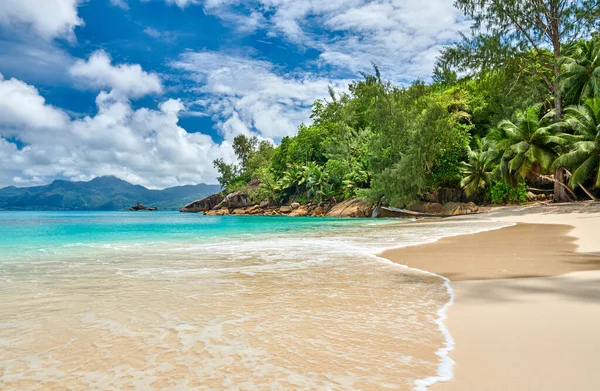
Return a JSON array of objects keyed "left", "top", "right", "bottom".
[{"left": 0, "top": 212, "right": 510, "bottom": 390}]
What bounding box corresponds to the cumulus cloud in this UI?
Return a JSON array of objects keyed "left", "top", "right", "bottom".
[
  {"left": 0, "top": 74, "right": 69, "bottom": 133},
  {"left": 69, "top": 50, "right": 163, "bottom": 98},
  {"left": 172, "top": 51, "right": 348, "bottom": 140},
  {"left": 0, "top": 0, "right": 83, "bottom": 41},
  {"left": 168, "top": 0, "right": 470, "bottom": 82},
  {"left": 0, "top": 75, "right": 233, "bottom": 188}
]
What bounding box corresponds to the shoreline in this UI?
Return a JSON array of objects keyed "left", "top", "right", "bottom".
[{"left": 380, "top": 204, "right": 600, "bottom": 390}]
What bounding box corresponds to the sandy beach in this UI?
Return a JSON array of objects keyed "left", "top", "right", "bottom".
[{"left": 381, "top": 202, "right": 600, "bottom": 390}]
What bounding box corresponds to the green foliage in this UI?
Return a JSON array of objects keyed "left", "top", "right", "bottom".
[
  {"left": 559, "top": 38, "right": 600, "bottom": 105},
  {"left": 487, "top": 181, "right": 528, "bottom": 205},
  {"left": 249, "top": 167, "right": 280, "bottom": 205},
  {"left": 553, "top": 98, "right": 600, "bottom": 189},
  {"left": 324, "top": 159, "right": 348, "bottom": 190},
  {"left": 485, "top": 105, "right": 563, "bottom": 182},
  {"left": 460, "top": 148, "right": 495, "bottom": 197},
  {"left": 211, "top": 28, "right": 600, "bottom": 208},
  {"left": 213, "top": 158, "right": 237, "bottom": 189}
]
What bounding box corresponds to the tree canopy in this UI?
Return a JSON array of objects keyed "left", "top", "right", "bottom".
[{"left": 211, "top": 2, "right": 600, "bottom": 208}]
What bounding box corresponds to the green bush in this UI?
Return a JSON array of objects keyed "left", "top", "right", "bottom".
[{"left": 487, "top": 181, "right": 528, "bottom": 204}]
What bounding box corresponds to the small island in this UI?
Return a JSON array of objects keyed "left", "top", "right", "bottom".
[{"left": 128, "top": 202, "right": 157, "bottom": 211}]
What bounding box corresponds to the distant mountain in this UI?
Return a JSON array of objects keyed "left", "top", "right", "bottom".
[{"left": 0, "top": 176, "right": 221, "bottom": 210}]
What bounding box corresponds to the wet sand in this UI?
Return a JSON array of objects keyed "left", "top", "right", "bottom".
[{"left": 381, "top": 205, "right": 600, "bottom": 390}]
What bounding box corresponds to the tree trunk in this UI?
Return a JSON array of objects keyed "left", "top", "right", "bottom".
[
  {"left": 553, "top": 168, "right": 570, "bottom": 202},
  {"left": 551, "top": 34, "right": 570, "bottom": 202}
]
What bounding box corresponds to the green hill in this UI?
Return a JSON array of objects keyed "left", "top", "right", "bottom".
[{"left": 0, "top": 176, "right": 220, "bottom": 210}]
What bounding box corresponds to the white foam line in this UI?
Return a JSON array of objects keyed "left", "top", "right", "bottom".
[
  {"left": 413, "top": 273, "right": 455, "bottom": 391},
  {"left": 370, "top": 218, "right": 515, "bottom": 390}
]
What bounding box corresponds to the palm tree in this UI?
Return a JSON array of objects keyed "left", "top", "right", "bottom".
[
  {"left": 460, "top": 149, "right": 495, "bottom": 197},
  {"left": 559, "top": 39, "right": 600, "bottom": 105},
  {"left": 553, "top": 98, "right": 600, "bottom": 191},
  {"left": 279, "top": 164, "right": 305, "bottom": 196},
  {"left": 303, "top": 163, "right": 331, "bottom": 202},
  {"left": 486, "top": 105, "right": 564, "bottom": 183}
]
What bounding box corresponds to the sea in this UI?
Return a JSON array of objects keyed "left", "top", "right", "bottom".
[{"left": 0, "top": 211, "right": 510, "bottom": 390}]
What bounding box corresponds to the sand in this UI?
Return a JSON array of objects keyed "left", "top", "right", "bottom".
[{"left": 381, "top": 203, "right": 600, "bottom": 390}]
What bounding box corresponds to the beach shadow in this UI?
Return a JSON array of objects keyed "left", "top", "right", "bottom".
[{"left": 455, "top": 273, "right": 600, "bottom": 304}]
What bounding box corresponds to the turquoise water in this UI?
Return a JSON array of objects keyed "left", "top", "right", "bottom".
[
  {"left": 0, "top": 211, "right": 511, "bottom": 390},
  {"left": 0, "top": 211, "right": 387, "bottom": 259}
]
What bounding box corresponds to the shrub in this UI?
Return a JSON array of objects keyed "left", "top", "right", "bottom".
[{"left": 487, "top": 181, "right": 528, "bottom": 204}]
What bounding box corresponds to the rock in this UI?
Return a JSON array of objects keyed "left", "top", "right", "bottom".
[
  {"left": 438, "top": 188, "right": 465, "bottom": 204},
  {"left": 247, "top": 179, "right": 260, "bottom": 189},
  {"left": 232, "top": 208, "right": 247, "bottom": 215},
  {"left": 440, "top": 202, "right": 479, "bottom": 216},
  {"left": 423, "top": 190, "right": 440, "bottom": 203},
  {"left": 312, "top": 206, "right": 327, "bottom": 216},
  {"left": 291, "top": 202, "right": 300, "bottom": 210},
  {"left": 289, "top": 205, "right": 309, "bottom": 217},
  {"left": 205, "top": 208, "right": 230, "bottom": 216},
  {"left": 279, "top": 206, "right": 292, "bottom": 214},
  {"left": 326, "top": 199, "right": 373, "bottom": 218},
  {"left": 128, "top": 203, "right": 157, "bottom": 211},
  {"left": 180, "top": 193, "right": 223, "bottom": 213},
  {"left": 259, "top": 200, "right": 270, "bottom": 208},
  {"left": 527, "top": 191, "right": 536, "bottom": 201},
  {"left": 407, "top": 201, "right": 443, "bottom": 214},
  {"left": 246, "top": 205, "right": 261, "bottom": 215},
  {"left": 214, "top": 191, "right": 249, "bottom": 210}
]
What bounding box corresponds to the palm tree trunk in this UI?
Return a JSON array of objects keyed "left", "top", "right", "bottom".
[
  {"left": 553, "top": 168, "right": 570, "bottom": 202},
  {"left": 552, "top": 36, "right": 570, "bottom": 202}
]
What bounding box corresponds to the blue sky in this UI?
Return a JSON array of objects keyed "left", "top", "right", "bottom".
[{"left": 0, "top": 0, "right": 471, "bottom": 188}]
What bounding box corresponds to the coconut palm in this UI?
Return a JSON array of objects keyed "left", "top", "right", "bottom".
[
  {"left": 553, "top": 98, "right": 600, "bottom": 189},
  {"left": 559, "top": 39, "right": 600, "bottom": 105},
  {"left": 486, "top": 105, "right": 564, "bottom": 183},
  {"left": 460, "top": 149, "right": 495, "bottom": 197},
  {"left": 279, "top": 164, "right": 305, "bottom": 195},
  {"left": 303, "top": 163, "right": 331, "bottom": 202}
]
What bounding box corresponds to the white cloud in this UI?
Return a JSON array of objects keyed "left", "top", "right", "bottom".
[
  {"left": 0, "top": 76, "right": 234, "bottom": 188},
  {"left": 172, "top": 51, "right": 348, "bottom": 140},
  {"left": 69, "top": 50, "right": 163, "bottom": 98},
  {"left": 143, "top": 27, "right": 162, "bottom": 38},
  {"left": 0, "top": 74, "right": 69, "bottom": 133},
  {"left": 110, "top": 0, "right": 129, "bottom": 9},
  {"left": 0, "top": 0, "right": 83, "bottom": 41},
  {"left": 164, "top": 0, "right": 200, "bottom": 8},
  {"left": 173, "top": 0, "right": 470, "bottom": 82}
]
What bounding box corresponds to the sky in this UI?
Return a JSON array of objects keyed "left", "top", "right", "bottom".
[{"left": 0, "top": 0, "right": 471, "bottom": 189}]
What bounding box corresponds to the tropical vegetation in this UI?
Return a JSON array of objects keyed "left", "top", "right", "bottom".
[{"left": 214, "top": 1, "right": 600, "bottom": 208}]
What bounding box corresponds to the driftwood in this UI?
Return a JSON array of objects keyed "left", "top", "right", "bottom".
[{"left": 381, "top": 207, "right": 443, "bottom": 218}]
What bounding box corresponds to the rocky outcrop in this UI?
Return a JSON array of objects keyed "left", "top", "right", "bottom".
[
  {"left": 128, "top": 203, "right": 157, "bottom": 211},
  {"left": 326, "top": 198, "right": 372, "bottom": 218},
  {"left": 440, "top": 202, "right": 479, "bottom": 216},
  {"left": 279, "top": 206, "right": 292, "bottom": 214},
  {"left": 214, "top": 191, "right": 249, "bottom": 210},
  {"left": 438, "top": 188, "right": 465, "bottom": 204},
  {"left": 180, "top": 193, "right": 223, "bottom": 213},
  {"left": 407, "top": 201, "right": 443, "bottom": 214},
  {"left": 205, "top": 207, "right": 230, "bottom": 216},
  {"left": 288, "top": 205, "right": 309, "bottom": 217}
]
